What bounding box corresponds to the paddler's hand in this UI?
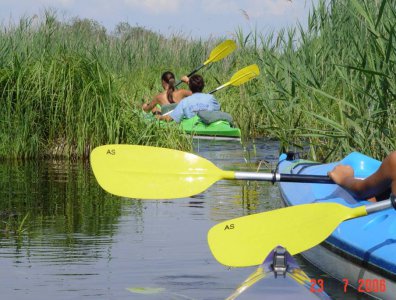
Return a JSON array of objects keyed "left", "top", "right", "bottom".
[
  {"left": 328, "top": 165, "right": 355, "bottom": 186},
  {"left": 181, "top": 76, "right": 189, "bottom": 84}
]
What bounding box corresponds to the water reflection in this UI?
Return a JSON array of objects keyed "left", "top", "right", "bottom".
[
  {"left": 0, "top": 160, "right": 127, "bottom": 238},
  {"left": 0, "top": 140, "right": 373, "bottom": 299},
  {"left": 196, "top": 139, "right": 282, "bottom": 223}
]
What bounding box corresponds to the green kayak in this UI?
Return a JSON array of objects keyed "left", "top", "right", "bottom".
[
  {"left": 147, "top": 104, "right": 241, "bottom": 140},
  {"left": 180, "top": 114, "right": 241, "bottom": 140}
]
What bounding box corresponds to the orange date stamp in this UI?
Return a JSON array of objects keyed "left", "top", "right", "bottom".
[{"left": 309, "top": 278, "right": 387, "bottom": 293}]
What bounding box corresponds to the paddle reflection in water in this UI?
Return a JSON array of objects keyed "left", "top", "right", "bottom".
[{"left": 0, "top": 139, "right": 372, "bottom": 299}]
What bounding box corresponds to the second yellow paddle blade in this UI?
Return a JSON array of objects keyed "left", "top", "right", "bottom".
[
  {"left": 229, "top": 64, "right": 260, "bottom": 86},
  {"left": 208, "top": 203, "right": 367, "bottom": 267},
  {"left": 90, "top": 144, "right": 231, "bottom": 199},
  {"left": 204, "top": 40, "right": 237, "bottom": 65}
]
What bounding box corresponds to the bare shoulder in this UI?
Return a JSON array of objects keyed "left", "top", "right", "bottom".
[
  {"left": 155, "top": 92, "right": 168, "bottom": 105},
  {"left": 173, "top": 89, "right": 192, "bottom": 102}
]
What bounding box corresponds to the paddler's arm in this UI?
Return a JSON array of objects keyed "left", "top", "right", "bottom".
[
  {"left": 176, "top": 77, "right": 192, "bottom": 100},
  {"left": 328, "top": 151, "right": 396, "bottom": 199},
  {"left": 142, "top": 95, "right": 160, "bottom": 112},
  {"left": 155, "top": 114, "right": 173, "bottom": 122}
]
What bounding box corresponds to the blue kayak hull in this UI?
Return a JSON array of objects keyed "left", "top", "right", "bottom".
[{"left": 278, "top": 152, "right": 396, "bottom": 299}]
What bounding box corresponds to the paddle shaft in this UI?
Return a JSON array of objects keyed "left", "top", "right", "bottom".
[
  {"left": 186, "top": 65, "right": 205, "bottom": 77},
  {"left": 208, "top": 64, "right": 259, "bottom": 94},
  {"left": 175, "top": 64, "right": 204, "bottom": 87},
  {"left": 208, "top": 84, "right": 226, "bottom": 94},
  {"left": 174, "top": 40, "right": 236, "bottom": 87},
  {"left": 366, "top": 197, "right": 395, "bottom": 213},
  {"left": 234, "top": 172, "right": 334, "bottom": 184}
]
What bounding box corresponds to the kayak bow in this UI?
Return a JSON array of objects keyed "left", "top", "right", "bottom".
[
  {"left": 227, "top": 246, "right": 331, "bottom": 300},
  {"left": 278, "top": 151, "right": 396, "bottom": 299}
]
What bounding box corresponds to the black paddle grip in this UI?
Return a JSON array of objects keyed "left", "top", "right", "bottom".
[
  {"left": 391, "top": 194, "right": 396, "bottom": 210},
  {"left": 280, "top": 174, "right": 334, "bottom": 184}
]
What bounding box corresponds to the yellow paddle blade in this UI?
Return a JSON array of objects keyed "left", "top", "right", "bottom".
[
  {"left": 210, "top": 64, "right": 260, "bottom": 93},
  {"left": 204, "top": 40, "right": 237, "bottom": 65},
  {"left": 228, "top": 64, "right": 260, "bottom": 87},
  {"left": 208, "top": 203, "right": 367, "bottom": 267},
  {"left": 90, "top": 144, "right": 234, "bottom": 199}
]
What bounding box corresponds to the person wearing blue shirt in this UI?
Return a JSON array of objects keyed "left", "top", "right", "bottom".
[{"left": 157, "top": 74, "right": 220, "bottom": 123}]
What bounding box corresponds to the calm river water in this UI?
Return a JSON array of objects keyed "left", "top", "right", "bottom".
[{"left": 0, "top": 139, "right": 372, "bottom": 299}]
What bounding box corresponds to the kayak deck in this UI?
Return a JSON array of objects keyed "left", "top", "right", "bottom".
[
  {"left": 278, "top": 152, "right": 396, "bottom": 299},
  {"left": 142, "top": 111, "right": 241, "bottom": 139},
  {"left": 180, "top": 115, "right": 241, "bottom": 139}
]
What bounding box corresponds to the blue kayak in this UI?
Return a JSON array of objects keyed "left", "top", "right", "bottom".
[
  {"left": 228, "top": 246, "right": 331, "bottom": 299},
  {"left": 278, "top": 152, "right": 396, "bottom": 299}
]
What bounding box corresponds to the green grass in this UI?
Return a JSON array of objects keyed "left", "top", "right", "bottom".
[{"left": 0, "top": 0, "right": 395, "bottom": 161}]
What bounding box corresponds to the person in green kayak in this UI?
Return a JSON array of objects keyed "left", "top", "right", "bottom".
[
  {"left": 142, "top": 71, "right": 192, "bottom": 114},
  {"left": 328, "top": 151, "right": 396, "bottom": 202},
  {"left": 156, "top": 74, "right": 221, "bottom": 123}
]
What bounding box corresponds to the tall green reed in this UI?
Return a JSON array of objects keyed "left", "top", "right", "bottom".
[
  {"left": 0, "top": 12, "right": 206, "bottom": 159},
  {"left": 229, "top": 0, "right": 395, "bottom": 161}
]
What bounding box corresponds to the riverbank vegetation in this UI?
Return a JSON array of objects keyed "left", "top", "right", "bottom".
[
  {"left": 0, "top": 0, "right": 394, "bottom": 161},
  {"left": 0, "top": 12, "right": 199, "bottom": 159},
  {"left": 240, "top": 0, "right": 395, "bottom": 161}
]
